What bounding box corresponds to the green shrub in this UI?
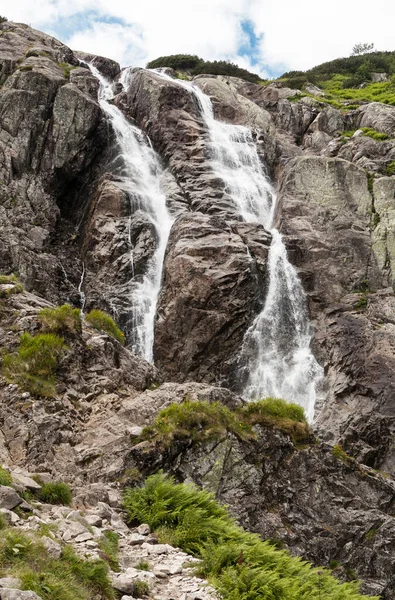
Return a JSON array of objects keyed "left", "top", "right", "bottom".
[
  {"left": 98, "top": 530, "right": 119, "bottom": 571},
  {"left": 58, "top": 62, "right": 71, "bottom": 80},
  {"left": 136, "top": 560, "right": 150, "bottom": 571},
  {"left": 124, "top": 474, "right": 377, "bottom": 600},
  {"left": 2, "top": 332, "right": 67, "bottom": 397},
  {"left": 0, "top": 529, "right": 114, "bottom": 600},
  {"left": 0, "top": 467, "right": 12, "bottom": 487},
  {"left": 133, "top": 579, "right": 150, "bottom": 597},
  {"left": 386, "top": 161, "right": 395, "bottom": 175},
  {"left": 39, "top": 304, "right": 81, "bottom": 335},
  {"left": 0, "top": 16, "right": 7, "bottom": 24},
  {"left": 39, "top": 482, "right": 72, "bottom": 506},
  {"left": 86, "top": 309, "right": 125, "bottom": 344}
]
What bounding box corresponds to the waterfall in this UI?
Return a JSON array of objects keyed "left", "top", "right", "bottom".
[
  {"left": 88, "top": 64, "right": 173, "bottom": 362},
  {"left": 155, "top": 71, "right": 322, "bottom": 420}
]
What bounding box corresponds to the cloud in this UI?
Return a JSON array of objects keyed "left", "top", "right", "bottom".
[{"left": 4, "top": 0, "right": 395, "bottom": 77}]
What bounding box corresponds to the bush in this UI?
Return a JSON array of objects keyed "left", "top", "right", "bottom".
[
  {"left": 2, "top": 333, "right": 67, "bottom": 397},
  {"left": 85, "top": 309, "right": 125, "bottom": 344},
  {"left": 0, "top": 16, "right": 7, "bottom": 24},
  {"left": 0, "top": 529, "right": 114, "bottom": 600},
  {"left": 39, "top": 482, "right": 72, "bottom": 506},
  {"left": 0, "top": 467, "right": 12, "bottom": 487},
  {"left": 124, "top": 474, "right": 377, "bottom": 600},
  {"left": 39, "top": 304, "right": 81, "bottom": 335}
]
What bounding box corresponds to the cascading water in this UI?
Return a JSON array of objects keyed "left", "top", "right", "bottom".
[
  {"left": 88, "top": 64, "right": 173, "bottom": 362},
  {"left": 155, "top": 71, "right": 322, "bottom": 420}
]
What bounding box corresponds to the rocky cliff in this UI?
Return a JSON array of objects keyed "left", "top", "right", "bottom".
[{"left": 1, "top": 19, "right": 395, "bottom": 599}]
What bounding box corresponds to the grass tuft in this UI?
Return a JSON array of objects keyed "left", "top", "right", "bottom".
[
  {"left": 86, "top": 309, "right": 125, "bottom": 344},
  {"left": 0, "top": 467, "right": 13, "bottom": 487},
  {"left": 2, "top": 332, "right": 67, "bottom": 397},
  {"left": 98, "top": 530, "right": 119, "bottom": 571},
  {"left": 123, "top": 473, "right": 378, "bottom": 600},
  {"left": 38, "top": 482, "right": 72, "bottom": 506},
  {"left": 39, "top": 304, "right": 81, "bottom": 336}
]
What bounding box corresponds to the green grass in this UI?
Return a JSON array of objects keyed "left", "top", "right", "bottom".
[
  {"left": 360, "top": 127, "right": 389, "bottom": 140},
  {"left": 38, "top": 482, "right": 72, "bottom": 506},
  {"left": 123, "top": 473, "right": 378, "bottom": 600},
  {"left": 0, "top": 529, "right": 114, "bottom": 600},
  {"left": 0, "top": 274, "right": 24, "bottom": 298},
  {"left": 133, "top": 580, "right": 150, "bottom": 597},
  {"left": 85, "top": 309, "right": 125, "bottom": 345},
  {"left": 0, "top": 467, "right": 12, "bottom": 487},
  {"left": 98, "top": 531, "right": 119, "bottom": 571},
  {"left": 386, "top": 161, "right": 395, "bottom": 175},
  {"left": 332, "top": 444, "right": 356, "bottom": 467},
  {"left": 2, "top": 332, "right": 67, "bottom": 397},
  {"left": 140, "top": 398, "right": 310, "bottom": 451},
  {"left": 0, "top": 274, "right": 18, "bottom": 284},
  {"left": 39, "top": 304, "right": 82, "bottom": 336},
  {"left": 135, "top": 560, "right": 150, "bottom": 571}
]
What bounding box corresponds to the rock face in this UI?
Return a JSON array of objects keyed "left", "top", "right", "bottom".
[{"left": 154, "top": 213, "right": 271, "bottom": 383}]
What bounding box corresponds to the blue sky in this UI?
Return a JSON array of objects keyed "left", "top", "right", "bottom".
[{"left": 5, "top": 0, "right": 395, "bottom": 78}]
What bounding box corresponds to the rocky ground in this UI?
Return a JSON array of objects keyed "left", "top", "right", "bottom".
[{"left": 0, "top": 465, "right": 216, "bottom": 600}]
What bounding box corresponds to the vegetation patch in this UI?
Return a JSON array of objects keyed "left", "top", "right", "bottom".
[
  {"left": 386, "top": 161, "right": 395, "bottom": 176},
  {"left": 2, "top": 332, "right": 67, "bottom": 397},
  {"left": 98, "top": 530, "right": 119, "bottom": 571},
  {"left": 133, "top": 579, "right": 150, "bottom": 597},
  {"left": 39, "top": 482, "right": 72, "bottom": 506},
  {"left": 0, "top": 274, "right": 24, "bottom": 298},
  {"left": 360, "top": 127, "right": 389, "bottom": 140},
  {"left": 86, "top": 309, "right": 125, "bottom": 344},
  {"left": 141, "top": 397, "right": 311, "bottom": 450},
  {"left": 146, "top": 53, "right": 261, "bottom": 83},
  {"left": 332, "top": 444, "right": 357, "bottom": 467},
  {"left": 123, "top": 473, "right": 378, "bottom": 600},
  {"left": 141, "top": 400, "right": 255, "bottom": 448},
  {"left": 0, "top": 528, "right": 114, "bottom": 600},
  {"left": 0, "top": 466, "right": 12, "bottom": 487},
  {"left": 39, "top": 304, "right": 82, "bottom": 336}
]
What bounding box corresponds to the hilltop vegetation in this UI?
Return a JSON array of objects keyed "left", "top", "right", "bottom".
[{"left": 146, "top": 53, "right": 262, "bottom": 83}]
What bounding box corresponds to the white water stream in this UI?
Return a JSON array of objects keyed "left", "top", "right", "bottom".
[
  {"left": 88, "top": 65, "right": 173, "bottom": 362},
  {"left": 155, "top": 71, "right": 322, "bottom": 420}
]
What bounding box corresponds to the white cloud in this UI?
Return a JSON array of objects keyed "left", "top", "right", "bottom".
[{"left": 4, "top": 0, "right": 395, "bottom": 75}]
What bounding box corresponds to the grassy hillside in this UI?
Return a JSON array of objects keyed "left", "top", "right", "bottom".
[{"left": 277, "top": 51, "right": 395, "bottom": 105}]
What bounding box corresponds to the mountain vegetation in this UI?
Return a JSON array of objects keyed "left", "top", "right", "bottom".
[{"left": 146, "top": 53, "right": 262, "bottom": 83}]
